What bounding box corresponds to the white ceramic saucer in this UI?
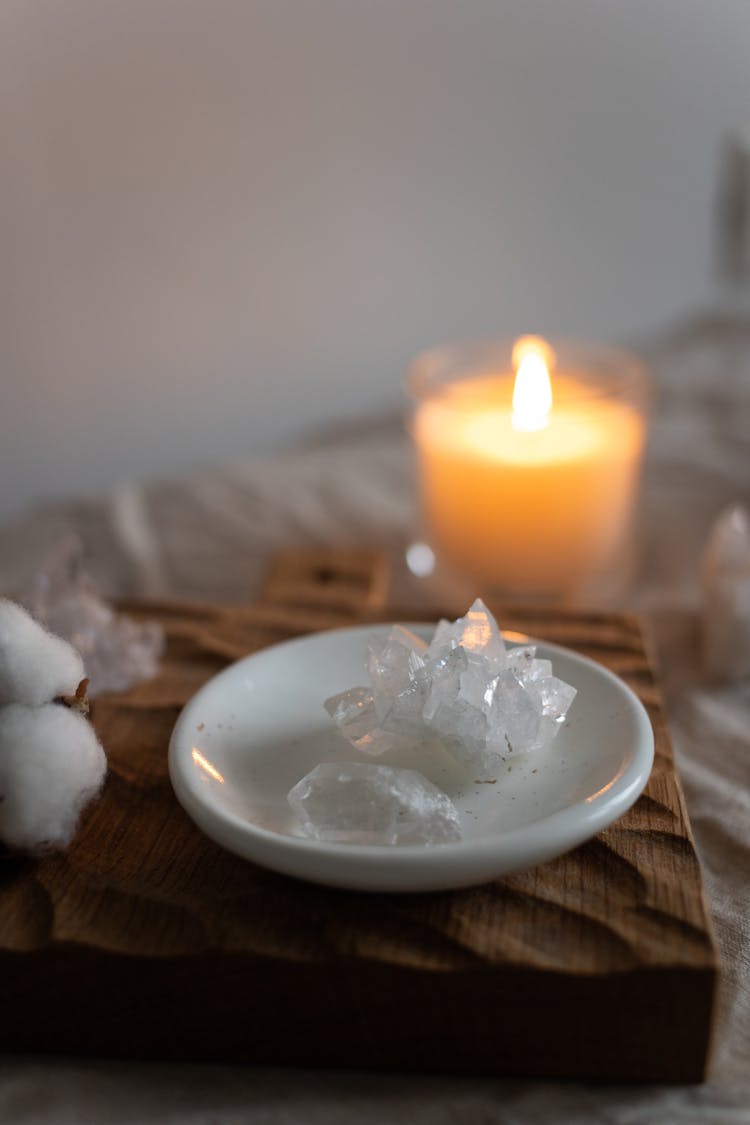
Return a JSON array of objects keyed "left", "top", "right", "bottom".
[{"left": 168, "top": 624, "right": 654, "bottom": 892}]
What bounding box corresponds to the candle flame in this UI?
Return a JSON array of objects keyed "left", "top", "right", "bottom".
[{"left": 511, "top": 336, "right": 554, "bottom": 432}]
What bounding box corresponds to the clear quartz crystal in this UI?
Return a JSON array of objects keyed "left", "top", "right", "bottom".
[
  {"left": 507, "top": 645, "right": 552, "bottom": 683},
  {"left": 23, "top": 534, "right": 164, "bottom": 697},
  {"left": 701, "top": 504, "right": 750, "bottom": 681},
  {"left": 288, "top": 762, "right": 462, "bottom": 845},
  {"left": 324, "top": 598, "right": 577, "bottom": 771},
  {"left": 367, "top": 626, "right": 429, "bottom": 735},
  {"left": 324, "top": 687, "right": 398, "bottom": 756},
  {"left": 427, "top": 599, "right": 507, "bottom": 672},
  {"left": 485, "top": 669, "right": 541, "bottom": 755},
  {"left": 423, "top": 647, "right": 488, "bottom": 762}
]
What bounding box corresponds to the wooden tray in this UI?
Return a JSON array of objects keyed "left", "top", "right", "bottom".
[{"left": 0, "top": 549, "right": 718, "bottom": 1081}]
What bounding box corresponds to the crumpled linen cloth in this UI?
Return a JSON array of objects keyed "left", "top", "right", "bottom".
[{"left": 1, "top": 314, "right": 749, "bottom": 1124}]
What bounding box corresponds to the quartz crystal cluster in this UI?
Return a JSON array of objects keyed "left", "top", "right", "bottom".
[
  {"left": 287, "top": 600, "right": 576, "bottom": 847},
  {"left": 325, "top": 599, "right": 576, "bottom": 771},
  {"left": 24, "top": 535, "right": 163, "bottom": 697}
]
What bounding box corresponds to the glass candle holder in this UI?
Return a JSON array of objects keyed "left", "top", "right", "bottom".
[{"left": 406, "top": 336, "right": 650, "bottom": 601}]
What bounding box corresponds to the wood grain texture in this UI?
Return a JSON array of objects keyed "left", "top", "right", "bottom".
[{"left": 0, "top": 549, "right": 718, "bottom": 1081}]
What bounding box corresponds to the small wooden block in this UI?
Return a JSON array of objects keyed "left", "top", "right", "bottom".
[
  {"left": 0, "top": 549, "right": 718, "bottom": 1081},
  {"left": 261, "top": 547, "right": 390, "bottom": 614}
]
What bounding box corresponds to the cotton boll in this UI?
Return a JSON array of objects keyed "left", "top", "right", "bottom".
[
  {"left": 0, "top": 702, "right": 106, "bottom": 851},
  {"left": 0, "top": 599, "right": 85, "bottom": 706}
]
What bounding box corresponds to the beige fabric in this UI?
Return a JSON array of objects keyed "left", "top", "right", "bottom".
[{"left": 1, "top": 315, "right": 749, "bottom": 1122}]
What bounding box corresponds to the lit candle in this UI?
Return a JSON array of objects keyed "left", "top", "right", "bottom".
[{"left": 409, "top": 336, "right": 648, "bottom": 597}]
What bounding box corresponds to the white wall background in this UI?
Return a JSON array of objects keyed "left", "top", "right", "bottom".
[{"left": 1, "top": 0, "right": 749, "bottom": 520}]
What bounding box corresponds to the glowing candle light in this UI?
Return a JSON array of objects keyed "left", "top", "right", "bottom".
[
  {"left": 511, "top": 335, "right": 554, "bottom": 432},
  {"left": 408, "top": 336, "right": 649, "bottom": 597}
]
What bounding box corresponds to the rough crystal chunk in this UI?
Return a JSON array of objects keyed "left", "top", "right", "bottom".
[
  {"left": 701, "top": 504, "right": 750, "bottom": 681},
  {"left": 535, "top": 675, "right": 578, "bottom": 722},
  {"left": 506, "top": 644, "right": 536, "bottom": 676},
  {"left": 368, "top": 627, "right": 426, "bottom": 698},
  {"left": 367, "top": 626, "right": 429, "bottom": 736},
  {"left": 23, "top": 535, "right": 163, "bottom": 697},
  {"left": 324, "top": 687, "right": 398, "bottom": 756},
  {"left": 484, "top": 669, "right": 541, "bottom": 755},
  {"left": 422, "top": 647, "right": 488, "bottom": 762},
  {"left": 288, "top": 762, "right": 462, "bottom": 845}
]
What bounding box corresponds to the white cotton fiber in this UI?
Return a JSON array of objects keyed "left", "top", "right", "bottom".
[
  {"left": 0, "top": 702, "right": 106, "bottom": 851},
  {"left": 0, "top": 599, "right": 85, "bottom": 706}
]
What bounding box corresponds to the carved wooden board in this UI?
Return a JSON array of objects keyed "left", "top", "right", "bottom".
[{"left": 0, "top": 549, "right": 718, "bottom": 1081}]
